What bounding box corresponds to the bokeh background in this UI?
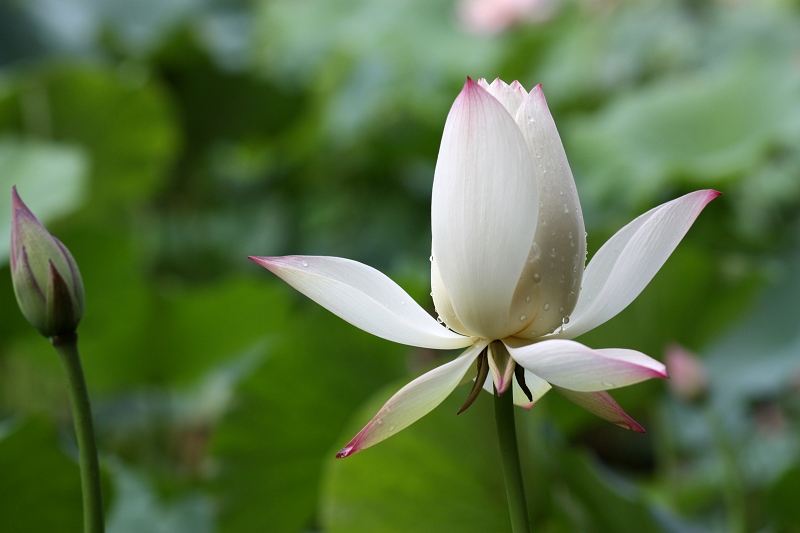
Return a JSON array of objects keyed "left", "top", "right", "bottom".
[{"left": 1, "top": 0, "right": 799, "bottom": 531}]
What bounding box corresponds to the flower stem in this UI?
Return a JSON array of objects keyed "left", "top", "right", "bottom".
[
  {"left": 52, "top": 332, "right": 105, "bottom": 533},
  {"left": 494, "top": 386, "right": 531, "bottom": 533}
]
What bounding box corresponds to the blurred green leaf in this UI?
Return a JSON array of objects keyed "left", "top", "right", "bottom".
[
  {"left": 0, "top": 136, "right": 88, "bottom": 264},
  {"left": 0, "top": 418, "right": 83, "bottom": 532},
  {"left": 211, "top": 304, "right": 407, "bottom": 533},
  {"left": 0, "top": 64, "right": 179, "bottom": 206},
  {"left": 107, "top": 460, "right": 214, "bottom": 533},
  {"left": 320, "top": 385, "right": 512, "bottom": 533}
]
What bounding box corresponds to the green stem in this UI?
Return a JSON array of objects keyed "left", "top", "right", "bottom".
[
  {"left": 494, "top": 386, "right": 531, "bottom": 533},
  {"left": 52, "top": 332, "right": 105, "bottom": 533}
]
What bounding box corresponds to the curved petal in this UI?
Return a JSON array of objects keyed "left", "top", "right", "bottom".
[
  {"left": 337, "top": 341, "right": 488, "bottom": 457},
  {"left": 430, "top": 254, "right": 472, "bottom": 336},
  {"left": 504, "top": 338, "right": 666, "bottom": 392},
  {"left": 555, "top": 387, "right": 645, "bottom": 432},
  {"left": 513, "top": 85, "right": 586, "bottom": 339},
  {"left": 557, "top": 190, "right": 720, "bottom": 340},
  {"left": 431, "top": 78, "right": 539, "bottom": 340},
  {"left": 250, "top": 255, "right": 473, "bottom": 350}
]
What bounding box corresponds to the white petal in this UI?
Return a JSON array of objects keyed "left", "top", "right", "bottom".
[
  {"left": 250, "top": 255, "right": 473, "bottom": 349},
  {"left": 337, "top": 341, "right": 488, "bottom": 457},
  {"left": 513, "top": 85, "right": 586, "bottom": 339},
  {"left": 432, "top": 79, "right": 539, "bottom": 339},
  {"left": 555, "top": 387, "right": 645, "bottom": 432},
  {"left": 513, "top": 370, "right": 552, "bottom": 409},
  {"left": 430, "top": 254, "right": 473, "bottom": 336},
  {"left": 484, "top": 78, "right": 527, "bottom": 117},
  {"left": 504, "top": 338, "right": 666, "bottom": 392},
  {"left": 556, "top": 190, "right": 719, "bottom": 339},
  {"left": 480, "top": 367, "right": 551, "bottom": 408}
]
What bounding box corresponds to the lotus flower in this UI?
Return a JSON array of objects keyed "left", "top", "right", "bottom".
[{"left": 250, "top": 78, "right": 718, "bottom": 457}]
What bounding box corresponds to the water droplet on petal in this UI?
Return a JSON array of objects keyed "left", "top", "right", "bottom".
[
  {"left": 519, "top": 315, "right": 527, "bottom": 321},
  {"left": 377, "top": 418, "right": 384, "bottom": 425},
  {"left": 533, "top": 274, "right": 541, "bottom": 283},
  {"left": 301, "top": 261, "right": 308, "bottom": 267},
  {"left": 525, "top": 296, "right": 531, "bottom": 303},
  {"left": 602, "top": 381, "right": 614, "bottom": 389},
  {"left": 562, "top": 316, "right": 570, "bottom": 324},
  {"left": 543, "top": 304, "right": 550, "bottom": 311}
]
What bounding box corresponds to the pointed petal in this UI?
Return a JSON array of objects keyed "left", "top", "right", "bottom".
[
  {"left": 480, "top": 367, "right": 551, "bottom": 408},
  {"left": 250, "top": 256, "right": 473, "bottom": 349},
  {"left": 487, "top": 341, "right": 515, "bottom": 395},
  {"left": 337, "top": 341, "right": 488, "bottom": 457},
  {"left": 513, "top": 369, "right": 551, "bottom": 409},
  {"left": 431, "top": 79, "right": 539, "bottom": 339},
  {"left": 504, "top": 338, "right": 666, "bottom": 392},
  {"left": 555, "top": 387, "right": 645, "bottom": 432},
  {"left": 558, "top": 190, "right": 720, "bottom": 339},
  {"left": 484, "top": 78, "right": 527, "bottom": 116},
  {"left": 513, "top": 85, "right": 586, "bottom": 339}
]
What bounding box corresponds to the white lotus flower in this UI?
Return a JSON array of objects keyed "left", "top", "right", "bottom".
[{"left": 250, "top": 78, "right": 719, "bottom": 457}]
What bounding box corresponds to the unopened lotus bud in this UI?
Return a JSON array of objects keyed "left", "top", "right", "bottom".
[{"left": 10, "top": 186, "right": 84, "bottom": 338}]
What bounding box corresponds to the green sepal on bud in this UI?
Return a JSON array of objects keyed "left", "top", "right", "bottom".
[{"left": 10, "top": 186, "right": 85, "bottom": 338}]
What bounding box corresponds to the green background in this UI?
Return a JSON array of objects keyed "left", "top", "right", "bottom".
[{"left": 1, "top": 0, "right": 799, "bottom": 531}]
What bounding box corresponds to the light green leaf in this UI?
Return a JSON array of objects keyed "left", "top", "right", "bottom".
[{"left": 0, "top": 136, "right": 88, "bottom": 264}]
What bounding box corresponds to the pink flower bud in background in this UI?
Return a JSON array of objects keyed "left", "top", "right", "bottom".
[
  {"left": 458, "top": 0, "right": 557, "bottom": 35},
  {"left": 665, "top": 344, "right": 709, "bottom": 402}
]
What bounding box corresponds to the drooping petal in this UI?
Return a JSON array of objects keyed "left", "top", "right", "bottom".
[
  {"left": 250, "top": 256, "right": 474, "bottom": 350},
  {"left": 337, "top": 341, "right": 489, "bottom": 457},
  {"left": 480, "top": 368, "right": 551, "bottom": 408},
  {"left": 555, "top": 387, "right": 645, "bottom": 432},
  {"left": 556, "top": 190, "right": 720, "bottom": 340},
  {"left": 431, "top": 78, "right": 539, "bottom": 340},
  {"left": 513, "top": 85, "right": 586, "bottom": 339},
  {"left": 504, "top": 338, "right": 666, "bottom": 392}
]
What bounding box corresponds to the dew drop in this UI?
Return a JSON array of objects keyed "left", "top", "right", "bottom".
[
  {"left": 533, "top": 273, "right": 541, "bottom": 283},
  {"left": 519, "top": 315, "right": 527, "bottom": 321},
  {"left": 525, "top": 296, "right": 531, "bottom": 303},
  {"left": 301, "top": 261, "right": 308, "bottom": 267},
  {"left": 559, "top": 307, "right": 564, "bottom": 314},
  {"left": 562, "top": 316, "right": 570, "bottom": 324},
  {"left": 388, "top": 425, "right": 395, "bottom": 432},
  {"left": 377, "top": 418, "right": 384, "bottom": 425},
  {"left": 601, "top": 381, "right": 614, "bottom": 389},
  {"left": 563, "top": 204, "right": 569, "bottom": 213},
  {"left": 543, "top": 303, "right": 550, "bottom": 311},
  {"left": 429, "top": 255, "right": 433, "bottom": 262}
]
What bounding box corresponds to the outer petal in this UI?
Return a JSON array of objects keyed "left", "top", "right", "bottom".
[
  {"left": 337, "top": 341, "right": 489, "bottom": 457},
  {"left": 431, "top": 78, "right": 539, "bottom": 340},
  {"left": 504, "top": 338, "right": 666, "bottom": 392},
  {"left": 430, "top": 254, "right": 472, "bottom": 336},
  {"left": 555, "top": 387, "right": 645, "bottom": 432},
  {"left": 557, "top": 190, "right": 720, "bottom": 340},
  {"left": 513, "top": 85, "right": 586, "bottom": 339},
  {"left": 250, "top": 255, "right": 473, "bottom": 349}
]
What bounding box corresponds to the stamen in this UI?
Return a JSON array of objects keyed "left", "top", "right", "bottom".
[
  {"left": 457, "top": 348, "right": 489, "bottom": 415},
  {"left": 514, "top": 364, "right": 533, "bottom": 402}
]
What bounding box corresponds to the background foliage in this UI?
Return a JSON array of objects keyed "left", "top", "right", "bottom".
[{"left": 1, "top": 0, "right": 799, "bottom": 531}]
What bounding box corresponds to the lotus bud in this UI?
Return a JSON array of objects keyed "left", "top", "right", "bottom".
[{"left": 9, "top": 186, "right": 84, "bottom": 338}]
